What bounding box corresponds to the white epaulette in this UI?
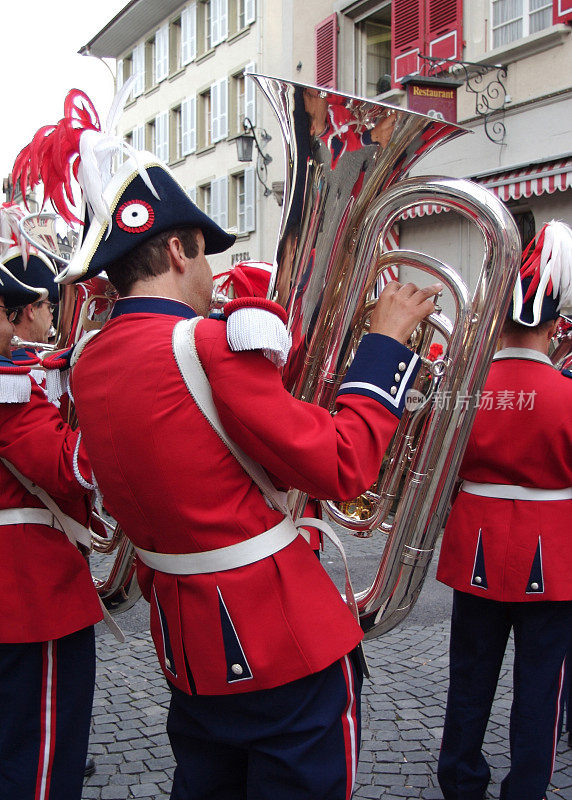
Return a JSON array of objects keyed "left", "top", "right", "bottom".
[
  {"left": 224, "top": 298, "right": 291, "bottom": 368},
  {"left": 0, "top": 367, "right": 32, "bottom": 403}
]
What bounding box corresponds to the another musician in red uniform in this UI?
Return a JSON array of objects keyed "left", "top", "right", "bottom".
[
  {"left": 0, "top": 258, "right": 102, "bottom": 800},
  {"left": 437, "top": 220, "right": 572, "bottom": 800},
  {"left": 15, "top": 90, "right": 440, "bottom": 800}
]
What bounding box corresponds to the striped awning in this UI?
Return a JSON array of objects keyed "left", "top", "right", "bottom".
[{"left": 401, "top": 157, "right": 572, "bottom": 219}]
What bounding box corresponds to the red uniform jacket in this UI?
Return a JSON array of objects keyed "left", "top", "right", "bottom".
[
  {"left": 437, "top": 349, "right": 572, "bottom": 602},
  {"left": 0, "top": 360, "right": 103, "bottom": 642},
  {"left": 71, "top": 297, "right": 420, "bottom": 695}
]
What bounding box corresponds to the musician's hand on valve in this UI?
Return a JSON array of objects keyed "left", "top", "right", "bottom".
[{"left": 370, "top": 281, "right": 443, "bottom": 344}]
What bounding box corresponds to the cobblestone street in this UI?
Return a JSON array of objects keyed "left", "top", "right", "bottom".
[{"left": 85, "top": 606, "right": 572, "bottom": 799}]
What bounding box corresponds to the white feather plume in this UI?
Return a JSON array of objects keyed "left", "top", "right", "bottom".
[
  {"left": 544, "top": 219, "right": 572, "bottom": 310},
  {"left": 0, "top": 205, "right": 29, "bottom": 264}
]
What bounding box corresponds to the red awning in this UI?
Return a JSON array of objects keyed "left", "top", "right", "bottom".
[{"left": 402, "top": 157, "right": 572, "bottom": 219}]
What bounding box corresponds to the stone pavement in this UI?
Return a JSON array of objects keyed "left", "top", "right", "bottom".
[{"left": 85, "top": 620, "right": 572, "bottom": 800}]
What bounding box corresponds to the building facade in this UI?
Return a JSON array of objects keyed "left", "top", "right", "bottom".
[{"left": 84, "top": 0, "right": 572, "bottom": 294}]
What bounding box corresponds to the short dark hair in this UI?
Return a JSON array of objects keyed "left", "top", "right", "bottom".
[
  {"left": 105, "top": 227, "right": 199, "bottom": 296},
  {"left": 502, "top": 318, "right": 556, "bottom": 337}
]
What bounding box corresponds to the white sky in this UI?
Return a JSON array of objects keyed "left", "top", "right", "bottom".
[{"left": 1, "top": 1, "right": 129, "bottom": 189}]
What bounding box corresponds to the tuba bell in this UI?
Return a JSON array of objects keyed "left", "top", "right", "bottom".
[
  {"left": 252, "top": 75, "right": 521, "bottom": 638},
  {"left": 18, "top": 212, "right": 141, "bottom": 614}
]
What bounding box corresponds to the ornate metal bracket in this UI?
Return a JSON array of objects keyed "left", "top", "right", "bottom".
[{"left": 419, "top": 55, "right": 508, "bottom": 145}]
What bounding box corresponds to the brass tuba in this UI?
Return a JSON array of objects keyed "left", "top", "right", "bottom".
[
  {"left": 253, "top": 75, "right": 521, "bottom": 638},
  {"left": 18, "top": 212, "right": 141, "bottom": 614}
]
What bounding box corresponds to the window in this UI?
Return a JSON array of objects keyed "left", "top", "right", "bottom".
[
  {"left": 199, "top": 183, "right": 212, "bottom": 216},
  {"left": 132, "top": 124, "right": 145, "bottom": 151},
  {"left": 231, "top": 63, "right": 255, "bottom": 136},
  {"left": 229, "top": 0, "right": 255, "bottom": 35},
  {"left": 170, "top": 16, "right": 182, "bottom": 73},
  {"left": 155, "top": 112, "right": 169, "bottom": 161},
  {"left": 211, "top": 0, "right": 229, "bottom": 47},
  {"left": 492, "top": 0, "right": 552, "bottom": 48},
  {"left": 133, "top": 43, "right": 145, "bottom": 96},
  {"left": 187, "top": 186, "right": 197, "bottom": 204},
  {"left": 390, "top": 0, "right": 463, "bottom": 86},
  {"left": 212, "top": 77, "right": 228, "bottom": 142},
  {"left": 182, "top": 3, "right": 197, "bottom": 64},
  {"left": 197, "top": 0, "right": 212, "bottom": 55},
  {"left": 211, "top": 176, "right": 229, "bottom": 229},
  {"left": 145, "top": 37, "right": 155, "bottom": 90},
  {"left": 231, "top": 168, "right": 255, "bottom": 234},
  {"left": 171, "top": 105, "right": 183, "bottom": 160},
  {"left": 356, "top": 7, "right": 392, "bottom": 97},
  {"left": 199, "top": 88, "right": 213, "bottom": 148},
  {"left": 146, "top": 119, "right": 156, "bottom": 153},
  {"left": 155, "top": 24, "right": 169, "bottom": 83},
  {"left": 181, "top": 96, "right": 197, "bottom": 155}
]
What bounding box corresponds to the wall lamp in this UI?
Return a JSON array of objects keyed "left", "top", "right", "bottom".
[{"left": 236, "top": 117, "right": 282, "bottom": 203}]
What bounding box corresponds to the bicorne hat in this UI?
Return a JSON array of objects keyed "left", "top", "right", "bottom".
[
  {"left": 11, "top": 84, "right": 235, "bottom": 286},
  {"left": 0, "top": 262, "right": 45, "bottom": 307},
  {"left": 0, "top": 203, "right": 52, "bottom": 304},
  {"left": 509, "top": 220, "right": 572, "bottom": 326}
]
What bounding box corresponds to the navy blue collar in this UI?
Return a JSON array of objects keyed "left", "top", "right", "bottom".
[
  {"left": 0, "top": 354, "right": 14, "bottom": 365},
  {"left": 110, "top": 296, "right": 198, "bottom": 320}
]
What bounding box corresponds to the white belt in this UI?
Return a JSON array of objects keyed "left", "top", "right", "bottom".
[
  {"left": 0, "top": 507, "right": 73, "bottom": 533},
  {"left": 134, "top": 516, "right": 308, "bottom": 575},
  {"left": 461, "top": 480, "right": 572, "bottom": 501}
]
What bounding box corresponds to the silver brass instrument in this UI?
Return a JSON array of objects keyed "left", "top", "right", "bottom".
[
  {"left": 18, "top": 212, "right": 141, "bottom": 614},
  {"left": 254, "top": 75, "right": 521, "bottom": 637}
]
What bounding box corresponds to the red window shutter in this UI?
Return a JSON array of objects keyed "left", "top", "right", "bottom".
[
  {"left": 426, "top": 0, "right": 463, "bottom": 67},
  {"left": 553, "top": 0, "right": 572, "bottom": 23},
  {"left": 391, "top": 0, "right": 424, "bottom": 87},
  {"left": 315, "top": 13, "right": 338, "bottom": 89}
]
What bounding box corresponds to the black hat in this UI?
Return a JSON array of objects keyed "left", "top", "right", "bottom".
[
  {"left": 57, "top": 156, "right": 235, "bottom": 285},
  {"left": 3, "top": 249, "right": 59, "bottom": 303},
  {"left": 0, "top": 260, "right": 45, "bottom": 307}
]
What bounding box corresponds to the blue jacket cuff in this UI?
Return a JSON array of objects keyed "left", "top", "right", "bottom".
[{"left": 337, "top": 333, "right": 420, "bottom": 417}]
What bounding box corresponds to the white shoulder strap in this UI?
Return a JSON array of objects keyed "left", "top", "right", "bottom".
[{"left": 172, "top": 318, "right": 290, "bottom": 516}]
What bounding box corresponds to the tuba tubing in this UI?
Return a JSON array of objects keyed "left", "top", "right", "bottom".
[{"left": 252, "top": 73, "right": 521, "bottom": 639}]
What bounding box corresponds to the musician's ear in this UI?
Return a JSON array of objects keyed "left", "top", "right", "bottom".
[{"left": 165, "top": 236, "right": 186, "bottom": 273}]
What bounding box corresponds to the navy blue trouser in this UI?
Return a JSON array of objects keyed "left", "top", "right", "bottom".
[
  {"left": 167, "top": 652, "right": 363, "bottom": 800},
  {"left": 438, "top": 591, "right": 572, "bottom": 800},
  {"left": 0, "top": 626, "right": 95, "bottom": 800}
]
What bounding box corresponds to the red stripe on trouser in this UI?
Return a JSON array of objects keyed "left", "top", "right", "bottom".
[
  {"left": 550, "top": 656, "right": 566, "bottom": 780},
  {"left": 34, "top": 641, "right": 57, "bottom": 800},
  {"left": 340, "top": 655, "right": 358, "bottom": 799}
]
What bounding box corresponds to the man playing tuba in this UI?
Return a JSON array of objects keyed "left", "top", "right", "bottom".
[{"left": 14, "top": 87, "right": 440, "bottom": 800}]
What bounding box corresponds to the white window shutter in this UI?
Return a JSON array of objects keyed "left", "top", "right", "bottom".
[
  {"left": 211, "top": 82, "right": 220, "bottom": 143},
  {"left": 133, "top": 124, "right": 144, "bottom": 151},
  {"left": 218, "top": 77, "right": 228, "bottom": 139},
  {"left": 218, "top": 176, "right": 228, "bottom": 229},
  {"left": 156, "top": 112, "right": 169, "bottom": 161},
  {"left": 245, "top": 0, "right": 255, "bottom": 25},
  {"left": 244, "top": 62, "right": 256, "bottom": 126},
  {"left": 219, "top": 0, "right": 228, "bottom": 41},
  {"left": 211, "top": 0, "right": 220, "bottom": 46},
  {"left": 182, "top": 96, "right": 196, "bottom": 155},
  {"left": 155, "top": 24, "right": 169, "bottom": 83},
  {"left": 188, "top": 186, "right": 197, "bottom": 203},
  {"left": 245, "top": 166, "right": 256, "bottom": 232},
  {"left": 181, "top": 3, "right": 197, "bottom": 64},
  {"left": 211, "top": 179, "right": 220, "bottom": 225},
  {"left": 133, "top": 43, "right": 145, "bottom": 96},
  {"left": 116, "top": 59, "right": 124, "bottom": 90}
]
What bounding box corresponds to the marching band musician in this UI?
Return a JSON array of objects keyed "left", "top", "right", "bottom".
[
  {"left": 13, "top": 89, "right": 440, "bottom": 800},
  {"left": 436, "top": 220, "right": 572, "bottom": 800},
  {"left": 0, "top": 258, "right": 103, "bottom": 800}
]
